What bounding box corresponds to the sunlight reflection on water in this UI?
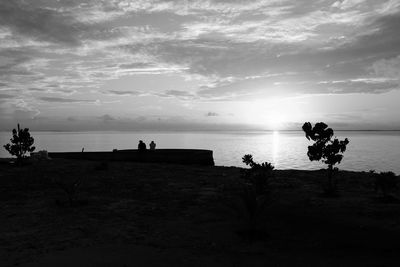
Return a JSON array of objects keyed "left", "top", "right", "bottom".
[{"left": 272, "top": 131, "right": 280, "bottom": 167}]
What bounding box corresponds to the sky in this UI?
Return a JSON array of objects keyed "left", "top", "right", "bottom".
[{"left": 0, "top": 0, "right": 400, "bottom": 131}]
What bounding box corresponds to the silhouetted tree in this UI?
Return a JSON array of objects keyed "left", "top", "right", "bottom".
[
  {"left": 4, "top": 124, "right": 35, "bottom": 163},
  {"left": 302, "top": 122, "right": 349, "bottom": 195}
]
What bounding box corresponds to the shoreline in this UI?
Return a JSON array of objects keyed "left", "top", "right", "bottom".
[{"left": 0, "top": 156, "right": 397, "bottom": 175}]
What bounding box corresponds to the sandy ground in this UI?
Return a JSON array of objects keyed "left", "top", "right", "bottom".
[{"left": 1, "top": 158, "right": 400, "bottom": 266}]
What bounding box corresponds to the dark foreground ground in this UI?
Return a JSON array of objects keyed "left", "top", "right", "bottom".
[{"left": 1, "top": 158, "right": 400, "bottom": 266}]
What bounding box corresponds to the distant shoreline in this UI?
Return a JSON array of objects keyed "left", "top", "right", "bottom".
[{"left": 1, "top": 129, "right": 400, "bottom": 133}]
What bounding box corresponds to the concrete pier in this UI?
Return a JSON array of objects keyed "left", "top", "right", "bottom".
[{"left": 48, "top": 149, "right": 214, "bottom": 166}]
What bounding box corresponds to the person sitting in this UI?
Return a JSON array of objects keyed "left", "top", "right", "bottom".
[
  {"left": 149, "top": 141, "right": 156, "bottom": 150},
  {"left": 138, "top": 140, "right": 147, "bottom": 151}
]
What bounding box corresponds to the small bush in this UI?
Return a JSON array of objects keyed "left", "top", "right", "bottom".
[
  {"left": 236, "top": 184, "right": 270, "bottom": 241},
  {"left": 95, "top": 161, "right": 109, "bottom": 171},
  {"left": 375, "top": 171, "right": 398, "bottom": 198},
  {"left": 241, "top": 154, "right": 274, "bottom": 195},
  {"left": 54, "top": 177, "right": 85, "bottom": 207},
  {"left": 237, "top": 154, "right": 274, "bottom": 237},
  {"left": 240, "top": 184, "right": 270, "bottom": 225}
]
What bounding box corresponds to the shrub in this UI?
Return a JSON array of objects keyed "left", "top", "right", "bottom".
[
  {"left": 54, "top": 177, "right": 83, "bottom": 207},
  {"left": 302, "top": 122, "right": 349, "bottom": 195},
  {"left": 95, "top": 161, "right": 109, "bottom": 171},
  {"left": 242, "top": 154, "right": 274, "bottom": 195},
  {"left": 3, "top": 124, "right": 35, "bottom": 164},
  {"left": 375, "top": 171, "right": 398, "bottom": 198},
  {"left": 241, "top": 184, "right": 270, "bottom": 219},
  {"left": 238, "top": 154, "right": 274, "bottom": 236}
]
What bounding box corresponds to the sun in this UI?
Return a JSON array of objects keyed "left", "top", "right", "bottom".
[
  {"left": 267, "top": 114, "right": 286, "bottom": 130},
  {"left": 240, "top": 100, "right": 289, "bottom": 130}
]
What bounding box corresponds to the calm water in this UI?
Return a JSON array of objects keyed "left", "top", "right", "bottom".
[{"left": 1, "top": 131, "right": 399, "bottom": 174}]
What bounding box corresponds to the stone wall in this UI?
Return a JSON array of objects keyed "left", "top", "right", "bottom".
[{"left": 48, "top": 149, "right": 214, "bottom": 166}]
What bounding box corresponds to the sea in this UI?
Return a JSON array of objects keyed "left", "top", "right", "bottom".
[{"left": 1, "top": 131, "right": 399, "bottom": 174}]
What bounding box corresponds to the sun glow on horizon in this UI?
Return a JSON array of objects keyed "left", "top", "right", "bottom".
[
  {"left": 240, "top": 99, "right": 300, "bottom": 130},
  {"left": 267, "top": 114, "right": 287, "bottom": 130}
]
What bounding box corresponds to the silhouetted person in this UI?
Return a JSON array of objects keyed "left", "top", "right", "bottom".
[
  {"left": 149, "top": 141, "right": 156, "bottom": 150},
  {"left": 138, "top": 140, "right": 146, "bottom": 151}
]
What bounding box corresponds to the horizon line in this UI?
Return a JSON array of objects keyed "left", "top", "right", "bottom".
[{"left": 1, "top": 129, "right": 400, "bottom": 133}]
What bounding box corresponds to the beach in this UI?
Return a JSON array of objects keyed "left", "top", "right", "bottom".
[{"left": 1, "top": 158, "right": 400, "bottom": 266}]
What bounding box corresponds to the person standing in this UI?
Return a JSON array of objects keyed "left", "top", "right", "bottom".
[
  {"left": 138, "top": 140, "right": 146, "bottom": 151},
  {"left": 149, "top": 141, "right": 156, "bottom": 150}
]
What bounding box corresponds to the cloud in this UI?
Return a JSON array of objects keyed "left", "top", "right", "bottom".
[
  {"left": 0, "top": 93, "right": 16, "bottom": 99},
  {"left": 67, "top": 116, "right": 77, "bottom": 122},
  {"left": 38, "top": 96, "right": 98, "bottom": 103},
  {"left": 312, "top": 79, "right": 399, "bottom": 94},
  {"left": 205, "top": 112, "right": 219, "bottom": 117},
  {"left": 156, "top": 90, "right": 197, "bottom": 100},
  {"left": 0, "top": 0, "right": 399, "bottom": 131},
  {"left": 332, "top": 0, "right": 366, "bottom": 10},
  {"left": 28, "top": 88, "right": 48, "bottom": 92},
  {"left": 2, "top": 0, "right": 399, "bottom": 101},
  {"left": 0, "top": 98, "right": 41, "bottom": 125},
  {"left": 105, "top": 90, "right": 145, "bottom": 96},
  {"left": 325, "top": 112, "right": 364, "bottom": 121},
  {"left": 372, "top": 55, "right": 400, "bottom": 79},
  {"left": 12, "top": 109, "right": 40, "bottom": 121},
  {"left": 118, "top": 62, "right": 154, "bottom": 69},
  {"left": 196, "top": 76, "right": 399, "bottom": 101},
  {"left": 0, "top": 1, "right": 86, "bottom": 46},
  {"left": 98, "top": 114, "right": 115, "bottom": 123}
]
